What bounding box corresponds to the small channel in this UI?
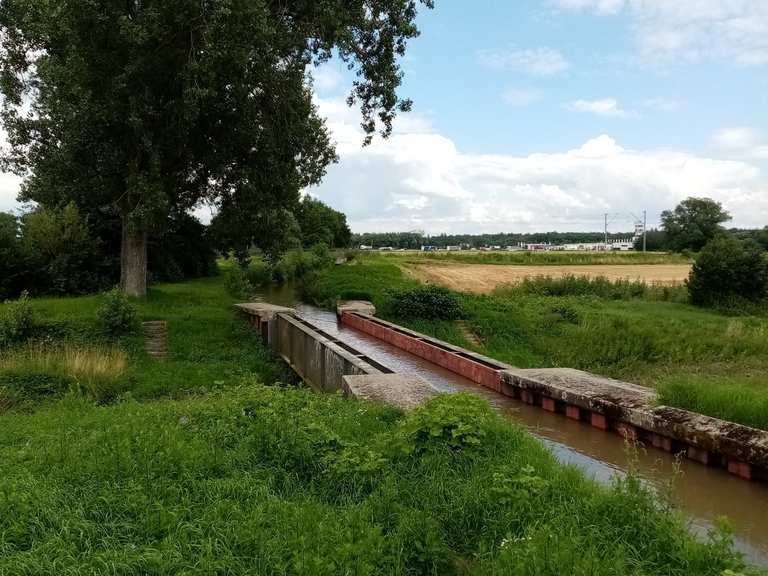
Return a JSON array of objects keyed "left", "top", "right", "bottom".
[{"left": 251, "top": 287, "right": 768, "bottom": 565}]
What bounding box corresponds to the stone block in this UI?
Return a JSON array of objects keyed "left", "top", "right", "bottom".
[{"left": 342, "top": 374, "right": 440, "bottom": 411}]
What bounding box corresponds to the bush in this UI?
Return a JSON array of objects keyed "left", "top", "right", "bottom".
[
  {"left": 96, "top": 288, "right": 139, "bottom": 338},
  {"left": 224, "top": 266, "right": 254, "bottom": 299},
  {"left": 148, "top": 211, "right": 218, "bottom": 282},
  {"left": 0, "top": 291, "right": 34, "bottom": 347},
  {"left": 22, "top": 203, "right": 110, "bottom": 295},
  {"left": 386, "top": 285, "right": 463, "bottom": 320},
  {"left": 245, "top": 259, "right": 273, "bottom": 287},
  {"left": 687, "top": 236, "right": 768, "bottom": 307}
]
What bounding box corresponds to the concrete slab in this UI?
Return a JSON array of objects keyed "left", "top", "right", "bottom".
[
  {"left": 337, "top": 300, "right": 376, "bottom": 317},
  {"left": 503, "top": 368, "right": 657, "bottom": 418},
  {"left": 342, "top": 374, "right": 440, "bottom": 411},
  {"left": 235, "top": 303, "right": 295, "bottom": 321}
]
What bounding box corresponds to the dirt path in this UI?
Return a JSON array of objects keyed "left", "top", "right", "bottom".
[{"left": 406, "top": 263, "right": 692, "bottom": 293}]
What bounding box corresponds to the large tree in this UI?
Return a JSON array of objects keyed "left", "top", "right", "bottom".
[
  {"left": 661, "top": 197, "right": 731, "bottom": 252},
  {"left": 0, "top": 0, "right": 432, "bottom": 295},
  {"left": 296, "top": 196, "right": 351, "bottom": 249}
]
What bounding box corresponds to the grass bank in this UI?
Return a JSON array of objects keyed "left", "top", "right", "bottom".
[
  {"left": 0, "top": 276, "right": 284, "bottom": 411},
  {"left": 0, "top": 384, "right": 754, "bottom": 574},
  {"left": 307, "top": 255, "right": 768, "bottom": 431}
]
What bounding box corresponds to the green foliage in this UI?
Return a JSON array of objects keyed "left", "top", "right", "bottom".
[
  {"left": 0, "top": 212, "right": 25, "bottom": 299},
  {"left": 148, "top": 211, "right": 218, "bottom": 282},
  {"left": 0, "top": 291, "right": 33, "bottom": 347},
  {"left": 224, "top": 266, "right": 255, "bottom": 299},
  {"left": 658, "top": 376, "right": 768, "bottom": 431},
  {"left": 22, "top": 203, "right": 110, "bottom": 295},
  {"left": 0, "top": 0, "right": 430, "bottom": 290},
  {"left": 96, "top": 289, "right": 139, "bottom": 338},
  {"left": 633, "top": 227, "right": 669, "bottom": 251},
  {"left": 296, "top": 196, "right": 352, "bottom": 248},
  {"left": 687, "top": 236, "right": 768, "bottom": 307},
  {"left": 662, "top": 197, "right": 731, "bottom": 252},
  {"left": 394, "top": 394, "right": 494, "bottom": 453},
  {"left": 0, "top": 384, "right": 752, "bottom": 575},
  {"left": 386, "top": 284, "right": 464, "bottom": 320}
]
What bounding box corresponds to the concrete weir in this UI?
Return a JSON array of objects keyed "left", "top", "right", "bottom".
[
  {"left": 336, "top": 304, "right": 768, "bottom": 483},
  {"left": 235, "top": 303, "right": 437, "bottom": 408}
]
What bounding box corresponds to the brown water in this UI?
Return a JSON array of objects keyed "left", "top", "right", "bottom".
[{"left": 253, "top": 286, "right": 768, "bottom": 565}]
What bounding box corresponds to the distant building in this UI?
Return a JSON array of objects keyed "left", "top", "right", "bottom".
[{"left": 421, "top": 245, "right": 438, "bottom": 252}]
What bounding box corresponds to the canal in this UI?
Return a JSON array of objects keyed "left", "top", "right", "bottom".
[{"left": 254, "top": 285, "right": 768, "bottom": 565}]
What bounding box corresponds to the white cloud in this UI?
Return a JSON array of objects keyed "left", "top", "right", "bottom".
[
  {"left": 711, "top": 127, "right": 760, "bottom": 150},
  {"left": 0, "top": 172, "right": 22, "bottom": 213},
  {"left": 502, "top": 88, "right": 544, "bottom": 107},
  {"left": 477, "top": 46, "right": 570, "bottom": 76},
  {"left": 553, "top": 0, "right": 768, "bottom": 67},
  {"left": 311, "top": 65, "right": 344, "bottom": 94},
  {"left": 564, "top": 98, "right": 635, "bottom": 118},
  {"left": 311, "top": 96, "right": 768, "bottom": 233},
  {"left": 641, "top": 97, "right": 680, "bottom": 112}
]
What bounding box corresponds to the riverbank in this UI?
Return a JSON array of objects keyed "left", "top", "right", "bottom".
[{"left": 0, "top": 275, "right": 760, "bottom": 574}]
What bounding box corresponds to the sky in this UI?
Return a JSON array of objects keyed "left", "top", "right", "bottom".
[{"left": 1, "top": 0, "right": 767, "bottom": 235}]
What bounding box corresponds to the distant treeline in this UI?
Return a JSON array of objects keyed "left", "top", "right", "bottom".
[
  {"left": 353, "top": 228, "right": 768, "bottom": 251},
  {"left": 352, "top": 231, "right": 636, "bottom": 250}
]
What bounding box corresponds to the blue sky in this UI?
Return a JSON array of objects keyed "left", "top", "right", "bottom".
[
  {"left": 2, "top": 0, "right": 767, "bottom": 234},
  {"left": 305, "top": 0, "right": 768, "bottom": 234}
]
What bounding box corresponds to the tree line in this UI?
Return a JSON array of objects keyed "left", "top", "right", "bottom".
[
  {"left": 352, "top": 231, "right": 635, "bottom": 249},
  {"left": 0, "top": 196, "right": 350, "bottom": 300}
]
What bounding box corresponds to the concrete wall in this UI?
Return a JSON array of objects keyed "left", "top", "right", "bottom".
[{"left": 237, "top": 304, "right": 384, "bottom": 393}]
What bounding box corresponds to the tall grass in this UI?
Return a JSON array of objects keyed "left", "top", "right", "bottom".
[
  {"left": 397, "top": 250, "right": 690, "bottom": 266},
  {"left": 658, "top": 376, "right": 768, "bottom": 431},
  {"left": 0, "top": 344, "right": 129, "bottom": 408},
  {"left": 494, "top": 274, "right": 688, "bottom": 302},
  {"left": 0, "top": 343, "right": 127, "bottom": 379},
  {"left": 0, "top": 386, "right": 753, "bottom": 574}
]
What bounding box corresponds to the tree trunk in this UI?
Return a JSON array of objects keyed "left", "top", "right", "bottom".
[{"left": 120, "top": 216, "right": 148, "bottom": 297}]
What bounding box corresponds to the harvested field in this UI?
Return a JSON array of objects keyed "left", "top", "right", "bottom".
[{"left": 407, "top": 263, "right": 692, "bottom": 293}]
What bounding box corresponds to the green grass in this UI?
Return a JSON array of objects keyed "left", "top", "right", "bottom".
[
  {"left": 0, "top": 385, "right": 754, "bottom": 574},
  {"left": 309, "top": 256, "right": 768, "bottom": 431},
  {"left": 658, "top": 375, "right": 768, "bottom": 431},
  {"left": 0, "top": 273, "right": 763, "bottom": 573},
  {"left": 0, "top": 276, "right": 286, "bottom": 407},
  {"left": 390, "top": 250, "right": 690, "bottom": 266}
]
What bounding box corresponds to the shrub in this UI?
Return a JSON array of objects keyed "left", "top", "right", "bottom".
[
  {"left": 0, "top": 291, "right": 34, "bottom": 347},
  {"left": 245, "top": 259, "right": 273, "bottom": 287},
  {"left": 687, "top": 236, "right": 768, "bottom": 307},
  {"left": 393, "top": 393, "right": 494, "bottom": 454},
  {"left": 22, "top": 203, "right": 110, "bottom": 295},
  {"left": 96, "top": 288, "right": 139, "bottom": 338},
  {"left": 339, "top": 289, "right": 374, "bottom": 302},
  {"left": 224, "top": 266, "right": 254, "bottom": 299},
  {"left": 386, "top": 285, "right": 463, "bottom": 320}
]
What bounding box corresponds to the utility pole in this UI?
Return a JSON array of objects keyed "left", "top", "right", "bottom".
[
  {"left": 604, "top": 213, "right": 608, "bottom": 249},
  {"left": 643, "top": 210, "right": 647, "bottom": 252}
]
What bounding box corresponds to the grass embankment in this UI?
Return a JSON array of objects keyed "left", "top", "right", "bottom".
[
  {"left": 309, "top": 255, "right": 768, "bottom": 431},
  {"left": 0, "top": 274, "right": 760, "bottom": 574}
]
